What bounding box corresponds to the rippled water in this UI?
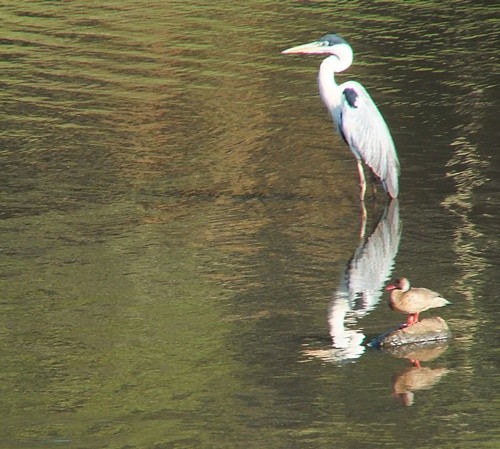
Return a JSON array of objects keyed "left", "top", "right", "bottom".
[{"left": 0, "top": 1, "right": 498, "bottom": 448}]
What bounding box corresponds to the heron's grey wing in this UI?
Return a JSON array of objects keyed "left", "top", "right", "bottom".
[{"left": 339, "top": 81, "right": 400, "bottom": 198}]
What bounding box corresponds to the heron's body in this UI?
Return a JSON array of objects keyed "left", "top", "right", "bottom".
[
  {"left": 386, "top": 278, "right": 451, "bottom": 326},
  {"left": 283, "top": 34, "right": 400, "bottom": 200}
]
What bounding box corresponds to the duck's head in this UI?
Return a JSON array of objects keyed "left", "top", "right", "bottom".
[{"left": 385, "top": 277, "right": 411, "bottom": 292}]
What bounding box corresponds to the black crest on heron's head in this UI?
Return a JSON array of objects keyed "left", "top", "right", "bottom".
[{"left": 318, "top": 34, "right": 348, "bottom": 47}]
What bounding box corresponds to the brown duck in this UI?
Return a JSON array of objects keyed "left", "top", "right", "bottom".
[{"left": 385, "top": 278, "right": 451, "bottom": 326}]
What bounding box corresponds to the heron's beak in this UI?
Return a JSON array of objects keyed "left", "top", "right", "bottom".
[{"left": 282, "top": 41, "right": 325, "bottom": 54}]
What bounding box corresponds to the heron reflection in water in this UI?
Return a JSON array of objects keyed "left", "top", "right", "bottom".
[
  {"left": 283, "top": 34, "right": 400, "bottom": 202},
  {"left": 325, "top": 200, "right": 401, "bottom": 363}
]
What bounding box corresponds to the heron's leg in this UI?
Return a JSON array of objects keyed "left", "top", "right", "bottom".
[
  {"left": 359, "top": 202, "right": 367, "bottom": 239},
  {"left": 367, "top": 171, "right": 378, "bottom": 199},
  {"left": 356, "top": 159, "right": 366, "bottom": 201},
  {"left": 371, "top": 179, "right": 377, "bottom": 199}
]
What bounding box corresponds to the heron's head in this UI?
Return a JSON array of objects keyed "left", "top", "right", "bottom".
[{"left": 282, "top": 34, "right": 353, "bottom": 72}]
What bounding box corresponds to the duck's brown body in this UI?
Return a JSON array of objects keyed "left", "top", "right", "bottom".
[{"left": 386, "top": 278, "right": 451, "bottom": 326}]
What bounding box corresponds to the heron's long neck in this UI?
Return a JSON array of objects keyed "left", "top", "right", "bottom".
[{"left": 318, "top": 56, "right": 342, "bottom": 115}]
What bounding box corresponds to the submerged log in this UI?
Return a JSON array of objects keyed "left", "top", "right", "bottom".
[{"left": 369, "top": 317, "right": 451, "bottom": 348}]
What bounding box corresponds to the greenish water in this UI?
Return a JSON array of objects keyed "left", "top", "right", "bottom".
[{"left": 0, "top": 1, "right": 498, "bottom": 448}]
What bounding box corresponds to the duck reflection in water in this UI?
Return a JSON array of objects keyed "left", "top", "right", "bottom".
[
  {"left": 387, "top": 342, "right": 450, "bottom": 406},
  {"left": 303, "top": 200, "right": 401, "bottom": 364}
]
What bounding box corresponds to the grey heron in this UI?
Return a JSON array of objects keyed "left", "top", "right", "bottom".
[{"left": 283, "top": 34, "right": 400, "bottom": 200}]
